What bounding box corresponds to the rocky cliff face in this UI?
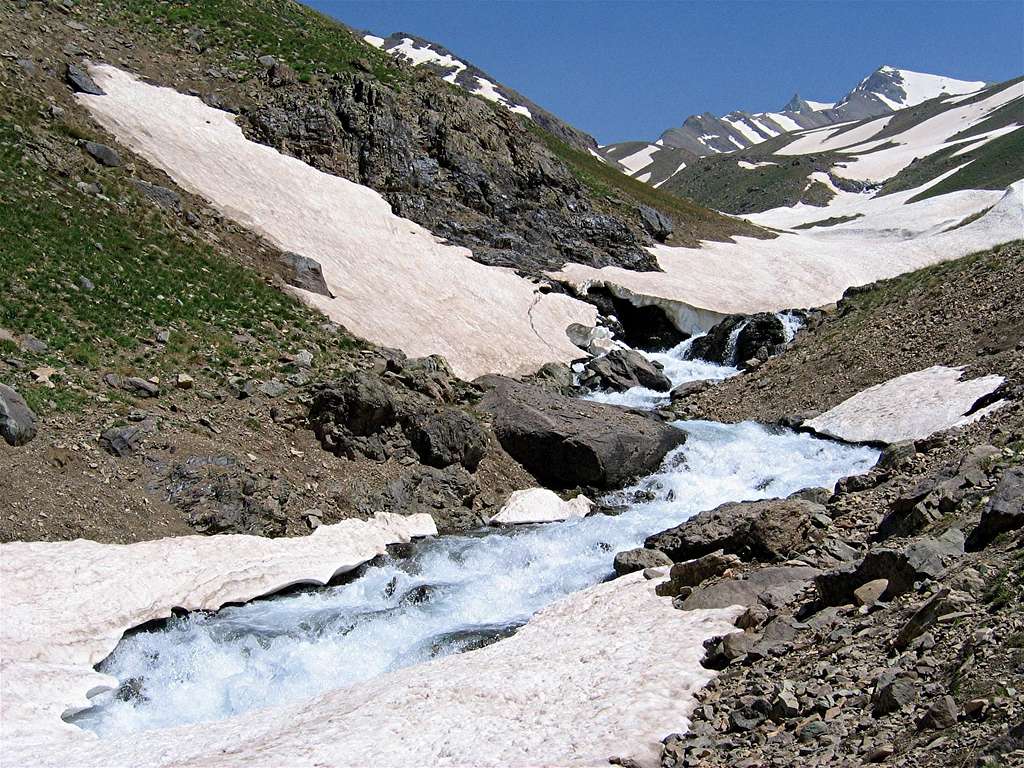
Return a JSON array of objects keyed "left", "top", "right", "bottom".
[{"left": 243, "top": 68, "right": 660, "bottom": 275}]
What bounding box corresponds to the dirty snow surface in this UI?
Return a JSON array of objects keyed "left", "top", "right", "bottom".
[
  {"left": 553, "top": 178, "right": 1024, "bottom": 334},
  {"left": 804, "top": 366, "right": 1006, "bottom": 444},
  {"left": 76, "top": 65, "right": 595, "bottom": 380}
]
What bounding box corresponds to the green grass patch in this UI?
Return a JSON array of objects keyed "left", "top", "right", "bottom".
[
  {"left": 87, "top": 0, "right": 403, "bottom": 84},
  {"left": 0, "top": 119, "right": 361, "bottom": 381},
  {"left": 906, "top": 128, "right": 1024, "bottom": 202}
]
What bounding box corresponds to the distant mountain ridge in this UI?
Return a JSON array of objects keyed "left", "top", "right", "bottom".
[
  {"left": 362, "top": 31, "right": 598, "bottom": 151},
  {"left": 600, "top": 66, "right": 989, "bottom": 187}
]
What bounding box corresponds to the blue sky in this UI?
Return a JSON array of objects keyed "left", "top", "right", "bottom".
[{"left": 310, "top": 1, "right": 1024, "bottom": 144}]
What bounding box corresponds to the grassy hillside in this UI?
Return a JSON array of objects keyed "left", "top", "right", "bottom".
[
  {"left": 90, "top": 0, "right": 402, "bottom": 84},
  {"left": 531, "top": 127, "right": 767, "bottom": 244}
]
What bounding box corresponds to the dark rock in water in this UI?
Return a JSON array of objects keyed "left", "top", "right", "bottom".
[
  {"left": 966, "top": 466, "right": 1024, "bottom": 550},
  {"left": 478, "top": 377, "right": 686, "bottom": 489},
  {"left": 115, "top": 676, "right": 147, "bottom": 703},
  {"left": 688, "top": 312, "right": 785, "bottom": 367},
  {"left": 583, "top": 287, "right": 686, "bottom": 351},
  {"left": 0, "top": 384, "right": 37, "bottom": 447},
  {"left": 612, "top": 547, "right": 672, "bottom": 576},
  {"left": 638, "top": 204, "right": 673, "bottom": 242},
  {"left": 579, "top": 349, "right": 671, "bottom": 393},
  {"left": 645, "top": 498, "right": 825, "bottom": 563},
  {"left": 279, "top": 251, "right": 334, "bottom": 298},
  {"left": 404, "top": 408, "right": 487, "bottom": 471},
  {"left": 66, "top": 63, "right": 104, "bottom": 95},
  {"left": 83, "top": 141, "right": 122, "bottom": 168}
]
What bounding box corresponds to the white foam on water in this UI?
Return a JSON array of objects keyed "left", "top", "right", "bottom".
[{"left": 70, "top": 421, "right": 877, "bottom": 737}]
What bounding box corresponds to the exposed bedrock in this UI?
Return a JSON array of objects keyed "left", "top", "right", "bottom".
[
  {"left": 582, "top": 286, "right": 688, "bottom": 351},
  {"left": 687, "top": 312, "right": 787, "bottom": 367},
  {"left": 477, "top": 377, "right": 687, "bottom": 489}
]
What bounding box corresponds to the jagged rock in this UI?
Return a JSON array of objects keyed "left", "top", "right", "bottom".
[
  {"left": 918, "top": 695, "right": 958, "bottom": 730},
  {"left": 99, "top": 424, "right": 150, "bottom": 457},
  {"left": 645, "top": 498, "right": 825, "bottom": 563},
  {"left": 279, "top": 251, "right": 334, "bottom": 298},
  {"left": 123, "top": 377, "right": 160, "bottom": 398},
  {"left": 175, "top": 373, "right": 194, "bottom": 390},
  {"left": 770, "top": 685, "right": 801, "bottom": 721},
  {"left": 130, "top": 179, "right": 182, "bottom": 211},
  {"left": 66, "top": 63, "right": 104, "bottom": 95},
  {"left": 677, "top": 566, "right": 820, "bottom": 611},
  {"left": 366, "top": 465, "right": 481, "bottom": 532},
  {"left": 258, "top": 379, "right": 289, "bottom": 398},
  {"left": 705, "top": 631, "right": 755, "bottom": 670},
  {"left": 878, "top": 440, "right": 916, "bottom": 468},
  {"left": 656, "top": 550, "right": 741, "bottom": 597},
  {"left": 164, "top": 455, "right": 290, "bottom": 536},
  {"left": 612, "top": 547, "right": 672, "bottom": 576},
  {"left": 638, "top": 204, "right": 673, "bottom": 242},
  {"left": 309, "top": 372, "right": 401, "bottom": 460},
  {"left": 966, "top": 466, "right": 1024, "bottom": 550},
  {"left": 871, "top": 671, "right": 919, "bottom": 716},
  {"left": 478, "top": 377, "right": 686, "bottom": 489},
  {"left": 0, "top": 384, "right": 37, "bottom": 447},
  {"left": 579, "top": 349, "right": 671, "bottom": 393},
  {"left": 894, "top": 587, "right": 953, "bottom": 650},
  {"left": 815, "top": 530, "right": 965, "bottom": 605},
  {"left": 404, "top": 408, "right": 487, "bottom": 471}
]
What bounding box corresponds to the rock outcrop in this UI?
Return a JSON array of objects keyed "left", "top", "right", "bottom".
[
  {"left": 0, "top": 384, "right": 37, "bottom": 447},
  {"left": 479, "top": 377, "right": 686, "bottom": 489},
  {"left": 579, "top": 349, "right": 672, "bottom": 393}
]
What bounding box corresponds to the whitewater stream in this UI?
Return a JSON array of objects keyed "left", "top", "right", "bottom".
[{"left": 70, "top": 326, "right": 878, "bottom": 737}]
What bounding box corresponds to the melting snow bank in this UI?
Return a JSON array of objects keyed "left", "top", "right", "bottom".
[
  {"left": 804, "top": 365, "right": 1006, "bottom": 444},
  {"left": 75, "top": 65, "right": 595, "bottom": 380},
  {"left": 1, "top": 423, "right": 877, "bottom": 767},
  {"left": 488, "top": 487, "right": 593, "bottom": 524},
  {"left": 553, "top": 180, "right": 1024, "bottom": 334}
]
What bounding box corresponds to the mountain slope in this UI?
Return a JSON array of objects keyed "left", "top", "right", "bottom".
[
  {"left": 601, "top": 66, "right": 990, "bottom": 187},
  {"left": 362, "top": 31, "right": 598, "bottom": 152}
]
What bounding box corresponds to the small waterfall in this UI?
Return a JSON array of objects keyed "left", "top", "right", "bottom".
[{"left": 723, "top": 320, "right": 749, "bottom": 366}]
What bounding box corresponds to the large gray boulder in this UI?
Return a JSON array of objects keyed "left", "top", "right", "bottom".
[
  {"left": 0, "top": 384, "right": 37, "bottom": 447},
  {"left": 478, "top": 378, "right": 686, "bottom": 489},
  {"left": 279, "top": 251, "right": 334, "bottom": 298},
  {"left": 966, "top": 466, "right": 1024, "bottom": 550},
  {"left": 645, "top": 498, "right": 825, "bottom": 563},
  {"left": 404, "top": 408, "right": 488, "bottom": 471},
  {"left": 579, "top": 349, "right": 671, "bottom": 393},
  {"left": 66, "top": 63, "right": 104, "bottom": 95}
]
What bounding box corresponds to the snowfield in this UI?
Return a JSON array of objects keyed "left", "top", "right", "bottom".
[
  {"left": 0, "top": 521, "right": 737, "bottom": 768},
  {"left": 77, "top": 65, "right": 595, "bottom": 380},
  {"left": 553, "top": 178, "right": 1024, "bottom": 334}
]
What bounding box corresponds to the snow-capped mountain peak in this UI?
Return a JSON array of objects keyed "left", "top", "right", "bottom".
[{"left": 842, "top": 65, "right": 987, "bottom": 111}]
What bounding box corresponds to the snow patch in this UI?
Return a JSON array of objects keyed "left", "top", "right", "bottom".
[
  {"left": 77, "top": 65, "right": 595, "bottom": 380},
  {"left": 488, "top": 488, "right": 593, "bottom": 525},
  {"left": 804, "top": 366, "right": 1005, "bottom": 443}
]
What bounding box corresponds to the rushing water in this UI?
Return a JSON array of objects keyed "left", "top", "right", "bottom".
[{"left": 70, "top": 419, "right": 877, "bottom": 736}]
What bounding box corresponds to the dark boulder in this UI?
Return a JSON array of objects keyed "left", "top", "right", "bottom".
[
  {"left": 966, "top": 466, "right": 1024, "bottom": 550},
  {"left": 364, "top": 465, "right": 482, "bottom": 532},
  {"left": 66, "top": 63, "right": 104, "bottom": 95},
  {"left": 645, "top": 498, "right": 825, "bottom": 563},
  {"left": 130, "top": 179, "right": 182, "bottom": 211},
  {"left": 678, "top": 565, "right": 820, "bottom": 611},
  {"left": 279, "top": 251, "right": 334, "bottom": 298},
  {"left": 656, "top": 550, "right": 741, "bottom": 597},
  {"left": 309, "top": 372, "right": 401, "bottom": 460},
  {"left": 579, "top": 349, "right": 671, "bottom": 393},
  {"left": 687, "top": 312, "right": 786, "bottom": 367},
  {"left": 404, "top": 408, "right": 488, "bottom": 471},
  {"left": 99, "top": 424, "right": 150, "bottom": 457},
  {"left": 638, "top": 204, "right": 673, "bottom": 242},
  {"left": 478, "top": 378, "right": 686, "bottom": 489},
  {"left": 83, "top": 141, "right": 122, "bottom": 168},
  {"left": 0, "top": 384, "right": 37, "bottom": 447}
]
